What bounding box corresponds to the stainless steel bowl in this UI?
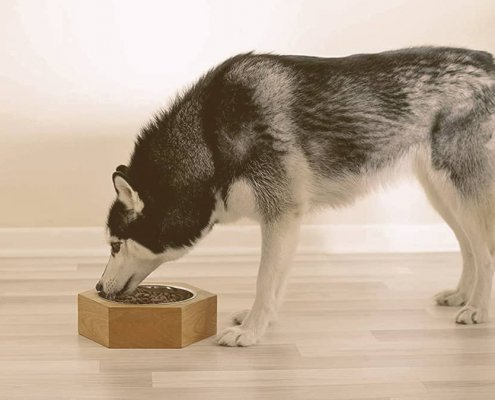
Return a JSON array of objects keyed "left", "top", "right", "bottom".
[{"left": 100, "top": 284, "right": 196, "bottom": 304}]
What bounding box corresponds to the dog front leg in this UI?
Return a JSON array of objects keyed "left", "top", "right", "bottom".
[{"left": 217, "top": 211, "right": 301, "bottom": 347}]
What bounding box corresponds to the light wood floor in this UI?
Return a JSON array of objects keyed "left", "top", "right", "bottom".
[{"left": 2, "top": 252, "right": 495, "bottom": 400}]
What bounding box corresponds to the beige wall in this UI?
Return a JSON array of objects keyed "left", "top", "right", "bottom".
[{"left": 1, "top": 0, "right": 494, "bottom": 227}]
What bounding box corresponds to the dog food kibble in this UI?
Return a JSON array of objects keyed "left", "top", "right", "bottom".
[{"left": 100, "top": 285, "right": 194, "bottom": 304}]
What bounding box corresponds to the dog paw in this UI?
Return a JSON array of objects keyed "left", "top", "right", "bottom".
[
  {"left": 216, "top": 326, "right": 258, "bottom": 347},
  {"left": 434, "top": 289, "right": 467, "bottom": 307},
  {"left": 455, "top": 305, "right": 488, "bottom": 324},
  {"left": 231, "top": 309, "right": 250, "bottom": 325}
]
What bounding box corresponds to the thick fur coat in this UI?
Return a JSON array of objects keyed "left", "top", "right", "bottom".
[{"left": 99, "top": 47, "right": 495, "bottom": 346}]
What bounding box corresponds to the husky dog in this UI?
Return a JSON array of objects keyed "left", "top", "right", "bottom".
[{"left": 97, "top": 47, "right": 495, "bottom": 346}]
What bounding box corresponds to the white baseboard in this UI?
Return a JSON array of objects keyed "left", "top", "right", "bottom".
[{"left": 0, "top": 224, "right": 459, "bottom": 258}]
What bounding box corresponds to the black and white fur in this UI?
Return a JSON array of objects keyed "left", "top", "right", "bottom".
[{"left": 97, "top": 47, "right": 495, "bottom": 346}]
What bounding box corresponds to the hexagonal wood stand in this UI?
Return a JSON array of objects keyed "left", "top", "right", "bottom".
[{"left": 78, "top": 282, "right": 217, "bottom": 348}]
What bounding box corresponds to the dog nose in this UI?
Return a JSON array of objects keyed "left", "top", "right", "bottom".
[{"left": 95, "top": 282, "right": 103, "bottom": 292}]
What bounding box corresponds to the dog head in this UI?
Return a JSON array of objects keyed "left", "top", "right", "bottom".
[{"left": 96, "top": 164, "right": 215, "bottom": 299}]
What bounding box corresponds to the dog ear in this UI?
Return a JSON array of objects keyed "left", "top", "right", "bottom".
[
  {"left": 112, "top": 171, "right": 143, "bottom": 212},
  {"left": 116, "top": 164, "right": 129, "bottom": 175}
]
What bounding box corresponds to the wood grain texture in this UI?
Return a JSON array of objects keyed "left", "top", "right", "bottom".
[
  {"left": 78, "top": 292, "right": 109, "bottom": 347},
  {"left": 78, "top": 283, "right": 216, "bottom": 348},
  {"left": 1, "top": 253, "right": 495, "bottom": 399}
]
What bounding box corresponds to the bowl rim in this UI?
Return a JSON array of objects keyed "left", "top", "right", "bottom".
[{"left": 99, "top": 283, "right": 197, "bottom": 305}]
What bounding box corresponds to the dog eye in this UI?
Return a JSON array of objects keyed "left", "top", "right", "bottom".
[{"left": 111, "top": 242, "right": 121, "bottom": 255}]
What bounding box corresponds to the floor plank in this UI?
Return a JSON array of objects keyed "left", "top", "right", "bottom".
[{"left": 1, "top": 252, "right": 495, "bottom": 399}]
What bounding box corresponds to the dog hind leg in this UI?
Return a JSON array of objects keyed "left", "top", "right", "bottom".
[
  {"left": 454, "top": 200, "right": 495, "bottom": 324},
  {"left": 418, "top": 162, "right": 495, "bottom": 323},
  {"left": 426, "top": 103, "right": 495, "bottom": 323},
  {"left": 415, "top": 162, "right": 475, "bottom": 307}
]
